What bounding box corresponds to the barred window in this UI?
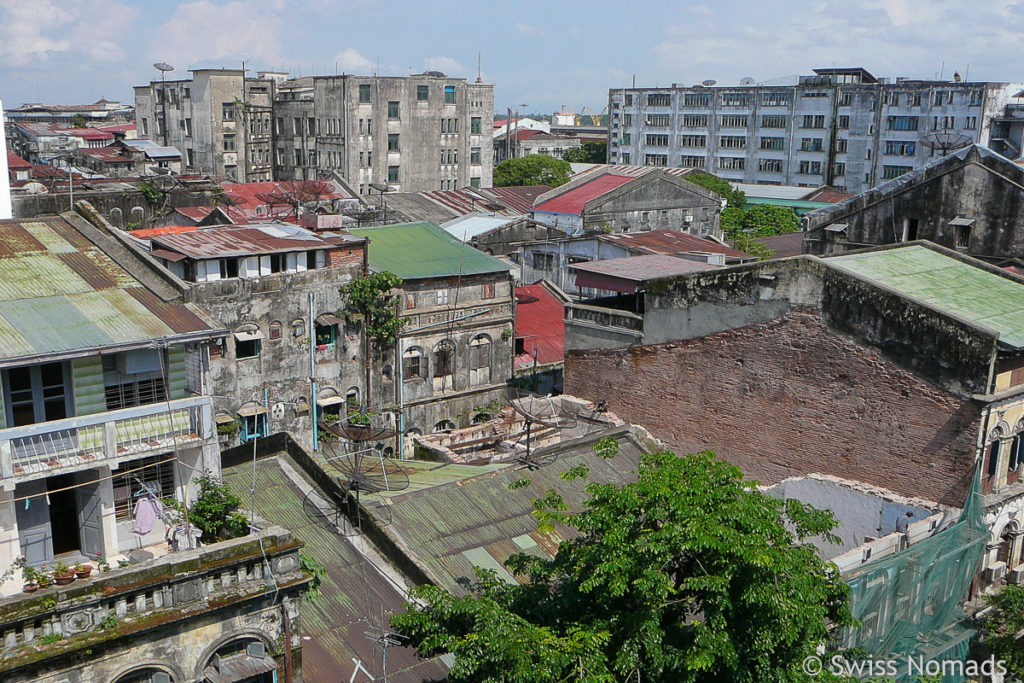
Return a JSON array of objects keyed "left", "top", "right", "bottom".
[{"left": 112, "top": 455, "right": 176, "bottom": 521}]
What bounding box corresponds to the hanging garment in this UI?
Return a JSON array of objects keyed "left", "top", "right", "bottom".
[{"left": 132, "top": 497, "right": 164, "bottom": 536}]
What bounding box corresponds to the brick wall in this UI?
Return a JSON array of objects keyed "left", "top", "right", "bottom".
[
  {"left": 326, "top": 245, "right": 364, "bottom": 269},
  {"left": 565, "top": 309, "right": 980, "bottom": 507}
]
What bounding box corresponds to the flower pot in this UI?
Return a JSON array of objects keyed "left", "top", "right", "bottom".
[
  {"left": 75, "top": 567, "right": 92, "bottom": 579},
  {"left": 54, "top": 573, "right": 74, "bottom": 586},
  {"left": 22, "top": 582, "right": 38, "bottom": 593}
]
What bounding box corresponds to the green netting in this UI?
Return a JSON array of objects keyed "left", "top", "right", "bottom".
[{"left": 839, "top": 466, "right": 986, "bottom": 681}]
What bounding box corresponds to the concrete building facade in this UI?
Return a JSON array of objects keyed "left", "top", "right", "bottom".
[
  {"left": 135, "top": 69, "right": 282, "bottom": 181},
  {"left": 608, "top": 67, "right": 1023, "bottom": 193}
]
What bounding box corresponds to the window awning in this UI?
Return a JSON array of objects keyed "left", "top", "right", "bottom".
[
  {"left": 233, "top": 330, "right": 263, "bottom": 342},
  {"left": 949, "top": 217, "right": 975, "bottom": 227},
  {"left": 824, "top": 222, "right": 848, "bottom": 232},
  {"left": 237, "top": 404, "right": 269, "bottom": 417},
  {"left": 316, "top": 395, "right": 345, "bottom": 406},
  {"left": 214, "top": 412, "right": 236, "bottom": 425},
  {"left": 204, "top": 654, "right": 278, "bottom": 683},
  {"left": 151, "top": 248, "right": 187, "bottom": 262},
  {"left": 294, "top": 399, "right": 311, "bottom": 414},
  {"left": 315, "top": 313, "right": 343, "bottom": 326}
]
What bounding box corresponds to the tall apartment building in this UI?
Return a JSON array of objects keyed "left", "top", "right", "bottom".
[
  {"left": 608, "top": 67, "right": 1023, "bottom": 193},
  {"left": 134, "top": 68, "right": 285, "bottom": 181},
  {"left": 274, "top": 72, "right": 494, "bottom": 193}
]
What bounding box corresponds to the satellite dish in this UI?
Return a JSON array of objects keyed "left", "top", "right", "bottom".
[
  {"left": 919, "top": 131, "right": 973, "bottom": 156},
  {"left": 23, "top": 182, "right": 48, "bottom": 194},
  {"left": 740, "top": 77, "right": 756, "bottom": 85},
  {"left": 702, "top": 79, "right": 717, "bottom": 87},
  {"left": 153, "top": 62, "right": 174, "bottom": 73},
  {"left": 329, "top": 445, "right": 410, "bottom": 496},
  {"left": 502, "top": 387, "right": 579, "bottom": 470}
]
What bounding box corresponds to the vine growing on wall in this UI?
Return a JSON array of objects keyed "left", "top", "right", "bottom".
[{"left": 339, "top": 271, "right": 405, "bottom": 347}]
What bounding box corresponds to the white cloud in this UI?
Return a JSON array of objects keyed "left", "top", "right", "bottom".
[
  {"left": 0, "top": 0, "right": 76, "bottom": 65},
  {"left": 147, "top": 0, "right": 286, "bottom": 69},
  {"left": 334, "top": 48, "right": 374, "bottom": 74},
  {"left": 425, "top": 56, "right": 465, "bottom": 76},
  {"left": 515, "top": 22, "right": 540, "bottom": 37}
]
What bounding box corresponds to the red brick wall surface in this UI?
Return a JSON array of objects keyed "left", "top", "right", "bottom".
[
  {"left": 565, "top": 310, "right": 980, "bottom": 507},
  {"left": 326, "top": 246, "right": 364, "bottom": 269}
]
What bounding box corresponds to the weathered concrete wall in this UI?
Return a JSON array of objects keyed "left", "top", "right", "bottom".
[
  {"left": 565, "top": 310, "right": 981, "bottom": 507},
  {"left": 468, "top": 219, "right": 564, "bottom": 256},
  {"left": 14, "top": 184, "right": 220, "bottom": 225},
  {"left": 584, "top": 174, "right": 722, "bottom": 236}
]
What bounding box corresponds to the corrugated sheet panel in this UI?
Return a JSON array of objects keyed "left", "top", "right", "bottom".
[
  {"left": 167, "top": 347, "right": 186, "bottom": 399},
  {"left": 72, "top": 357, "right": 106, "bottom": 417},
  {"left": 0, "top": 253, "right": 92, "bottom": 301},
  {"left": 348, "top": 222, "right": 509, "bottom": 279},
  {"left": 126, "top": 288, "right": 220, "bottom": 335}
]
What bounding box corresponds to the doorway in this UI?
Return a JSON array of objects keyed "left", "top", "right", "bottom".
[{"left": 49, "top": 474, "right": 79, "bottom": 556}]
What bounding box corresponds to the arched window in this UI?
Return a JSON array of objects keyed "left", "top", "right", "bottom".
[
  {"left": 403, "top": 346, "right": 425, "bottom": 379},
  {"left": 204, "top": 637, "right": 276, "bottom": 682},
  {"left": 130, "top": 206, "right": 145, "bottom": 225},
  {"left": 383, "top": 446, "right": 394, "bottom": 458},
  {"left": 345, "top": 386, "right": 360, "bottom": 414},
  {"left": 433, "top": 340, "right": 455, "bottom": 383},
  {"left": 469, "top": 334, "right": 492, "bottom": 386},
  {"left": 114, "top": 667, "right": 174, "bottom": 683},
  {"left": 268, "top": 321, "right": 283, "bottom": 340},
  {"left": 291, "top": 319, "right": 305, "bottom": 338},
  {"left": 433, "top": 420, "right": 456, "bottom": 433},
  {"left": 109, "top": 207, "right": 124, "bottom": 228},
  {"left": 471, "top": 412, "right": 491, "bottom": 425}
]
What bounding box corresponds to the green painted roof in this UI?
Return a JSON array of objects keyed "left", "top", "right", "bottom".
[
  {"left": 348, "top": 221, "right": 509, "bottom": 280},
  {"left": 828, "top": 245, "right": 1024, "bottom": 348},
  {"left": 743, "top": 197, "right": 831, "bottom": 215}
]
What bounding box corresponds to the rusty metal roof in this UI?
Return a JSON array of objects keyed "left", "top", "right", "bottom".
[
  {"left": 570, "top": 253, "right": 718, "bottom": 281},
  {"left": 599, "top": 230, "right": 753, "bottom": 261},
  {"left": 0, "top": 215, "right": 222, "bottom": 364},
  {"left": 360, "top": 432, "right": 646, "bottom": 595},
  {"left": 149, "top": 222, "right": 361, "bottom": 259}
]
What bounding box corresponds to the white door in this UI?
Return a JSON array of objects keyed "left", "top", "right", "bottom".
[{"left": 76, "top": 476, "right": 104, "bottom": 558}]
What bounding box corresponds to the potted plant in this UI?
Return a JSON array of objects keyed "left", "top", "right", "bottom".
[
  {"left": 74, "top": 562, "right": 93, "bottom": 579},
  {"left": 36, "top": 565, "right": 54, "bottom": 589},
  {"left": 12, "top": 557, "right": 37, "bottom": 592},
  {"left": 52, "top": 560, "right": 75, "bottom": 586}
]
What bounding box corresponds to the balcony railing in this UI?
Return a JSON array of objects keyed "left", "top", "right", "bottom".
[
  {"left": 565, "top": 302, "right": 644, "bottom": 332},
  {"left": 0, "top": 396, "right": 213, "bottom": 480}
]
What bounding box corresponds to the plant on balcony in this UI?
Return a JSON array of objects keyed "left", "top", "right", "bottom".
[
  {"left": 74, "top": 563, "right": 93, "bottom": 579},
  {"left": 52, "top": 560, "right": 75, "bottom": 585},
  {"left": 187, "top": 474, "right": 250, "bottom": 543},
  {"left": 217, "top": 419, "right": 240, "bottom": 437}
]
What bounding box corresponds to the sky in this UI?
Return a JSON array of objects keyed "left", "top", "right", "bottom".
[{"left": 2, "top": 0, "right": 1024, "bottom": 114}]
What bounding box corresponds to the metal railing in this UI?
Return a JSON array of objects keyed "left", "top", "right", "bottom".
[
  {"left": 0, "top": 396, "right": 213, "bottom": 479},
  {"left": 565, "top": 303, "right": 644, "bottom": 331}
]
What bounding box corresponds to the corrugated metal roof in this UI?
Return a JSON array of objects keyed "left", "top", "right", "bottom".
[
  {"left": 599, "top": 230, "right": 753, "bottom": 261},
  {"left": 569, "top": 253, "right": 717, "bottom": 282},
  {"left": 7, "top": 152, "right": 32, "bottom": 169},
  {"left": 534, "top": 173, "right": 634, "bottom": 214},
  {"left": 828, "top": 245, "right": 1024, "bottom": 348},
  {"left": 514, "top": 282, "right": 564, "bottom": 370},
  {"left": 349, "top": 222, "right": 509, "bottom": 279},
  {"left": 361, "top": 434, "right": 646, "bottom": 595},
  {"left": 441, "top": 213, "right": 525, "bottom": 241},
  {"left": 150, "top": 222, "right": 347, "bottom": 258},
  {"left": 222, "top": 457, "right": 448, "bottom": 683},
  {"left": 755, "top": 232, "right": 804, "bottom": 258},
  {"left": 478, "top": 186, "right": 549, "bottom": 214},
  {"left": 0, "top": 216, "right": 222, "bottom": 363}
]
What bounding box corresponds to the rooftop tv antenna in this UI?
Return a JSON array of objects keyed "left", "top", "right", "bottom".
[
  {"left": 501, "top": 387, "right": 578, "bottom": 470},
  {"left": 739, "top": 76, "right": 756, "bottom": 85}
]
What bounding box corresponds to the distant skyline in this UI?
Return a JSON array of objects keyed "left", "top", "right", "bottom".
[{"left": 2, "top": 0, "right": 1023, "bottom": 114}]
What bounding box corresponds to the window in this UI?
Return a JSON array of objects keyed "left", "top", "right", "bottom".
[
  {"left": 482, "top": 282, "right": 495, "bottom": 298},
  {"left": 222, "top": 102, "right": 235, "bottom": 120},
  {"left": 624, "top": 94, "right": 633, "bottom": 105},
  {"left": 646, "top": 134, "right": 669, "bottom": 146},
  {"left": 837, "top": 115, "right": 850, "bottom": 129},
  {"left": 969, "top": 91, "right": 983, "bottom": 107},
  {"left": 268, "top": 322, "right": 282, "bottom": 340},
  {"left": 884, "top": 140, "right": 916, "bottom": 156},
  {"left": 683, "top": 93, "right": 710, "bottom": 107},
  {"left": 645, "top": 114, "right": 670, "bottom": 127},
  {"left": 719, "top": 135, "right": 746, "bottom": 149},
  {"left": 403, "top": 347, "right": 424, "bottom": 379},
  {"left": 718, "top": 156, "right": 745, "bottom": 170},
  {"left": 803, "top": 90, "right": 828, "bottom": 98},
  {"left": 112, "top": 455, "right": 175, "bottom": 521},
  {"left": 887, "top": 116, "right": 919, "bottom": 131},
  {"left": 759, "top": 158, "right": 783, "bottom": 173},
  {"left": 800, "top": 138, "right": 823, "bottom": 152},
  {"left": 679, "top": 155, "right": 705, "bottom": 168},
  {"left": 470, "top": 335, "right": 491, "bottom": 383},
  {"left": 621, "top": 152, "right": 631, "bottom": 164},
  {"left": 218, "top": 258, "right": 239, "bottom": 279},
  {"left": 680, "top": 135, "right": 706, "bottom": 147},
  {"left": 681, "top": 114, "right": 708, "bottom": 127},
  {"left": 647, "top": 93, "right": 671, "bottom": 106},
  {"left": 760, "top": 137, "right": 784, "bottom": 150},
  {"left": 433, "top": 341, "right": 454, "bottom": 378},
  {"left": 388, "top": 165, "right": 399, "bottom": 182},
  {"left": 388, "top": 101, "right": 400, "bottom": 119},
  {"left": 436, "top": 289, "right": 450, "bottom": 306},
  {"left": 882, "top": 165, "right": 913, "bottom": 180},
  {"left": 315, "top": 321, "right": 337, "bottom": 347},
  {"left": 532, "top": 252, "right": 555, "bottom": 269},
  {"left": 965, "top": 116, "right": 977, "bottom": 130},
  {"left": 833, "top": 162, "right": 846, "bottom": 176},
  {"left": 417, "top": 84, "right": 429, "bottom": 101},
  {"left": 102, "top": 352, "right": 167, "bottom": 411},
  {"left": 721, "top": 92, "right": 749, "bottom": 106},
  {"left": 388, "top": 133, "right": 400, "bottom": 151},
  {"left": 471, "top": 146, "right": 481, "bottom": 164},
  {"left": 444, "top": 85, "right": 456, "bottom": 104},
  {"left": 761, "top": 92, "right": 790, "bottom": 106},
  {"left": 470, "top": 116, "right": 482, "bottom": 134},
  {"left": 720, "top": 115, "right": 748, "bottom": 128},
  {"left": 240, "top": 412, "right": 268, "bottom": 442},
  {"left": 623, "top": 114, "right": 632, "bottom": 126},
  {"left": 761, "top": 114, "right": 787, "bottom": 128},
  {"left": 359, "top": 83, "right": 371, "bottom": 103},
  {"left": 223, "top": 135, "right": 236, "bottom": 152},
  {"left": 836, "top": 138, "right": 848, "bottom": 153},
  {"left": 470, "top": 176, "right": 481, "bottom": 188},
  {"left": 236, "top": 335, "right": 261, "bottom": 359},
  {"left": 434, "top": 420, "right": 456, "bottom": 433},
  {"left": 645, "top": 154, "right": 668, "bottom": 166},
  {"left": 802, "top": 115, "right": 825, "bottom": 129},
  {"left": 955, "top": 224, "right": 971, "bottom": 249},
  {"left": 798, "top": 160, "right": 822, "bottom": 174},
  {"left": 902, "top": 218, "right": 919, "bottom": 242},
  {"left": 308, "top": 117, "right": 316, "bottom": 135},
  {"left": 933, "top": 90, "right": 945, "bottom": 106},
  {"left": 184, "top": 118, "right": 192, "bottom": 136}
]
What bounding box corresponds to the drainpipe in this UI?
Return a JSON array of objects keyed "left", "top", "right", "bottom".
[
  {"left": 397, "top": 334, "right": 405, "bottom": 459},
  {"left": 309, "top": 292, "right": 317, "bottom": 451}
]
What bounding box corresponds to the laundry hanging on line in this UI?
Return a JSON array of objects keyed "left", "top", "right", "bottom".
[{"left": 132, "top": 497, "right": 164, "bottom": 536}]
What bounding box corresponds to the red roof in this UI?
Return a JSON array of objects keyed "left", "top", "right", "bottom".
[
  {"left": 130, "top": 225, "right": 200, "bottom": 239},
  {"left": 172, "top": 205, "right": 250, "bottom": 225},
  {"left": 79, "top": 147, "right": 133, "bottom": 163},
  {"left": 479, "top": 186, "right": 549, "bottom": 214},
  {"left": 7, "top": 152, "right": 32, "bottom": 169},
  {"left": 600, "top": 230, "right": 752, "bottom": 261},
  {"left": 96, "top": 123, "right": 137, "bottom": 134},
  {"left": 534, "top": 174, "right": 634, "bottom": 214},
  {"left": 514, "top": 283, "right": 564, "bottom": 370},
  {"left": 222, "top": 181, "right": 347, "bottom": 221},
  {"left": 64, "top": 128, "right": 115, "bottom": 141}
]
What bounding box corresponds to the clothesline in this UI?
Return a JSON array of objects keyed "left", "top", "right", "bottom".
[{"left": 6, "top": 455, "right": 180, "bottom": 505}]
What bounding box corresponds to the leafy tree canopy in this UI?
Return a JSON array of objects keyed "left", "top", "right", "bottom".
[
  {"left": 979, "top": 584, "right": 1024, "bottom": 677},
  {"left": 685, "top": 171, "right": 746, "bottom": 209},
  {"left": 339, "top": 271, "right": 404, "bottom": 346},
  {"left": 740, "top": 204, "right": 801, "bottom": 238},
  {"left": 494, "top": 155, "right": 572, "bottom": 187},
  {"left": 392, "top": 445, "right": 853, "bottom": 682},
  {"left": 562, "top": 141, "right": 608, "bottom": 164}
]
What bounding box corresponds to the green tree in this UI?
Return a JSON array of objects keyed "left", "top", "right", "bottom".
[
  {"left": 494, "top": 155, "right": 572, "bottom": 187},
  {"left": 732, "top": 233, "right": 776, "bottom": 261},
  {"left": 685, "top": 171, "right": 746, "bottom": 209},
  {"left": 392, "top": 446, "right": 853, "bottom": 682},
  {"left": 562, "top": 141, "right": 608, "bottom": 164},
  {"left": 740, "top": 204, "right": 801, "bottom": 238},
  {"left": 978, "top": 584, "right": 1024, "bottom": 677},
  {"left": 339, "top": 271, "right": 404, "bottom": 347}
]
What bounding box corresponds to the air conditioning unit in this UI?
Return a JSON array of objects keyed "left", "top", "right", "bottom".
[
  {"left": 684, "top": 215, "right": 693, "bottom": 223},
  {"left": 246, "top": 641, "right": 267, "bottom": 658},
  {"left": 1008, "top": 566, "right": 1024, "bottom": 585},
  {"left": 983, "top": 561, "right": 1007, "bottom": 583}
]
